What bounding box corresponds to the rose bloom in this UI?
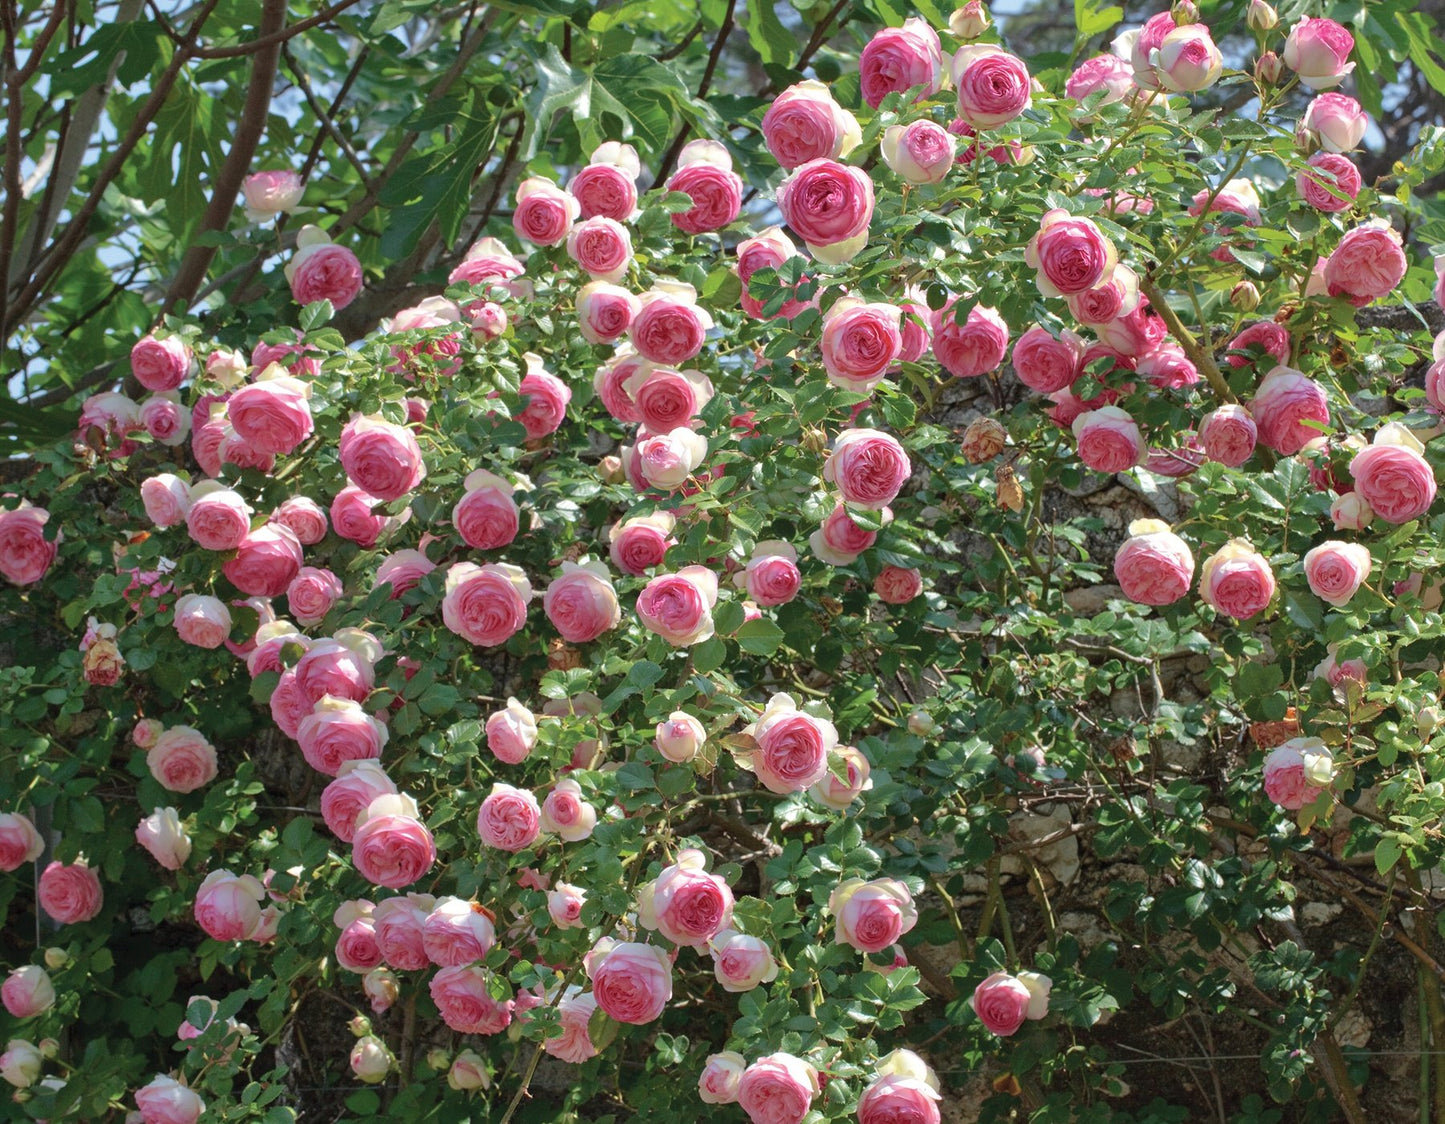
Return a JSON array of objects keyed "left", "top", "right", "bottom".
[
  {"left": 1330, "top": 491, "right": 1374, "bottom": 532},
  {"left": 422, "top": 896, "right": 496, "bottom": 967},
  {"left": 626, "top": 365, "right": 714, "bottom": 432},
  {"left": 737, "top": 227, "right": 812, "bottom": 321},
  {"left": 1303, "top": 541, "right": 1372, "bottom": 607},
  {"left": 352, "top": 795, "right": 436, "bottom": 889},
  {"left": 511, "top": 175, "right": 578, "bottom": 246},
  {"left": 576, "top": 280, "right": 640, "bottom": 344},
  {"left": 79, "top": 389, "right": 141, "bottom": 447},
  {"left": 441, "top": 561, "right": 531, "bottom": 647},
  {"left": 0, "top": 812, "right": 43, "bottom": 872},
  {"left": 136, "top": 806, "right": 191, "bottom": 870},
  {"left": 698, "top": 1051, "right": 747, "bottom": 1105},
  {"left": 655, "top": 711, "right": 706, "bottom": 763},
  {"left": 566, "top": 216, "right": 632, "bottom": 282},
  {"left": 820, "top": 299, "right": 903, "bottom": 393},
  {"left": 811, "top": 502, "right": 885, "bottom": 565},
  {"left": 139, "top": 475, "right": 190, "bottom": 531},
  {"left": 608, "top": 513, "right": 675, "bottom": 576},
  {"left": 339, "top": 415, "right": 425, "bottom": 501},
  {"left": 1226, "top": 320, "right": 1291, "bottom": 369},
  {"left": 430, "top": 965, "right": 514, "bottom": 1035},
  {"left": 270, "top": 495, "right": 327, "bottom": 545},
  {"left": 637, "top": 566, "right": 718, "bottom": 646},
  {"left": 858, "top": 1073, "right": 942, "bottom": 1124},
  {"left": 293, "top": 637, "right": 374, "bottom": 706},
  {"left": 1302, "top": 92, "right": 1367, "bottom": 152},
  {"left": 1251, "top": 366, "right": 1330, "bottom": 456},
  {"left": 830, "top": 877, "right": 918, "bottom": 954},
  {"left": 710, "top": 929, "right": 778, "bottom": 993},
  {"left": 1113, "top": 519, "right": 1195, "bottom": 606},
  {"left": 0, "top": 1039, "right": 42, "bottom": 1089},
  {"left": 223, "top": 524, "right": 304, "bottom": 599},
  {"left": 1065, "top": 263, "right": 1140, "bottom": 325},
  {"left": 147, "top": 725, "right": 219, "bottom": 793},
  {"left": 1199, "top": 539, "right": 1276, "bottom": 619},
  {"left": 1073, "top": 406, "right": 1143, "bottom": 474},
  {"left": 1324, "top": 221, "right": 1407, "bottom": 306},
  {"left": 1264, "top": 737, "right": 1335, "bottom": 809},
  {"left": 1026, "top": 210, "right": 1116, "bottom": 298},
  {"left": 329, "top": 486, "right": 389, "bottom": 547},
  {"left": 131, "top": 333, "right": 193, "bottom": 392},
  {"left": 735, "top": 541, "right": 802, "bottom": 607},
  {"left": 1010, "top": 327, "right": 1084, "bottom": 394},
  {"left": 1137, "top": 341, "right": 1198, "bottom": 389},
  {"left": 593, "top": 349, "right": 646, "bottom": 423},
  {"left": 334, "top": 901, "right": 383, "bottom": 972},
  {"left": 630, "top": 283, "right": 712, "bottom": 366},
  {"left": 973, "top": 971, "right": 1032, "bottom": 1036},
  {"left": 285, "top": 227, "right": 363, "bottom": 309},
  {"left": 667, "top": 140, "right": 744, "bottom": 234},
  {"left": 587, "top": 940, "right": 673, "bottom": 1024},
  {"left": 172, "top": 593, "right": 231, "bottom": 650},
  {"left": 737, "top": 693, "right": 837, "bottom": 794},
  {"left": 452, "top": 469, "right": 520, "bottom": 552},
  {"left": 825, "top": 428, "right": 910, "bottom": 509},
  {"left": 249, "top": 332, "right": 320, "bottom": 380},
  {"left": 193, "top": 869, "right": 265, "bottom": 940},
  {"left": 514, "top": 358, "right": 572, "bottom": 440},
  {"left": 1351, "top": 441, "right": 1437, "bottom": 524},
  {"left": 185, "top": 485, "right": 251, "bottom": 551},
  {"left": 875, "top": 565, "right": 922, "bottom": 605},
  {"left": 627, "top": 427, "right": 709, "bottom": 491},
  {"left": 485, "top": 698, "right": 537, "bottom": 765},
  {"left": 542, "top": 987, "right": 600, "bottom": 1064},
  {"left": 1155, "top": 24, "right": 1222, "bottom": 92},
  {"left": 762, "top": 80, "right": 861, "bottom": 170},
  {"left": 286, "top": 566, "right": 342, "bottom": 626},
  {"left": 540, "top": 778, "right": 597, "bottom": 842},
  {"left": 568, "top": 142, "right": 640, "bottom": 221},
  {"left": 1065, "top": 53, "right": 1133, "bottom": 106},
  {"left": 242, "top": 169, "right": 303, "bottom": 221},
  {"left": 932, "top": 301, "right": 1009, "bottom": 379},
  {"left": 1, "top": 966, "right": 54, "bottom": 1019},
  {"left": 738, "top": 1053, "right": 821, "bottom": 1124},
  {"left": 881, "top": 120, "right": 955, "bottom": 185},
  {"left": 139, "top": 393, "right": 189, "bottom": 446},
  {"left": 371, "top": 892, "right": 434, "bottom": 970},
  {"left": 952, "top": 44, "right": 1031, "bottom": 128},
  {"left": 1296, "top": 152, "right": 1361, "bottom": 213},
  {"left": 776, "top": 158, "right": 875, "bottom": 263},
  {"left": 321, "top": 761, "right": 397, "bottom": 843},
  {"left": 226, "top": 373, "right": 313, "bottom": 457},
  {"left": 810, "top": 744, "right": 873, "bottom": 810},
  {"left": 542, "top": 561, "right": 620, "bottom": 644},
  {"left": 1198, "top": 404, "right": 1258, "bottom": 467},
  {"left": 640, "top": 848, "right": 734, "bottom": 947},
  {"left": 135, "top": 1075, "right": 205, "bottom": 1124},
  {"left": 297, "top": 696, "right": 387, "bottom": 776},
  {"left": 859, "top": 17, "right": 942, "bottom": 107},
  {"left": 1284, "top": 16, "right": 1355, "bottom": 89},
  {"left": 477, "top": 783, "right": 541, "bottom": 852}
]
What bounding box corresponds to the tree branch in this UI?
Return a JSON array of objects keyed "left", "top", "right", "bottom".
[
  {"left": 1139, "top": 276, "right": 1236, "bottom": 404},
  {"left": 652, "top": 0, "right": 736, "bottom": 187},
  {"left": 189, "top": 0, "right": 367, "bottom": 59}
]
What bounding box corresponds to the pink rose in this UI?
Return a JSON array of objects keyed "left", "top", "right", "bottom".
[
  {"left": 452, "top": 470, "right": 520, "bottom": 552},
  {"left": 609, "top": 514, "right": 675, "bottom": 575},
  {"left": 637, "top": 566, "right": 718, "bottom": 646},
  {"left": 512, "top": 176, "right": 578, "bottom": 246},
  {"left": 321, "top": 761, "right": 397, "bottom": 843},
  {"left": 1199, "top": 539, "right": 1276, "bottom": 619},
  {"left": 640, "top": 849, "right": 734, "bottom": 947},
  {"left": 442, "top": 562, "right": 531, "bottom": 647},
  {"left": 268, "top": 668, "right": 310, "bottom": 738},
  {"left": 1155, "top": 24, "right": 1222, "bottom": 92},
  {"left": 1301, "top": 93, "right": 1367, "bottom": 152},
  {"left": 542, "top": 987, "right": 600, "bottom": 1064},
  {"left": 423, "top": 896, "right": 496, "bottom": 967},
  {"left": 79, "top": 390, "right": 141, "bottom": 446},
  {"left": 0, "top": 812, "right": 43, "bottom": 871},
  {"left": 1114, "top": 519, "right": 1195, "bottom": 605},
  {"left": 514, "top": 359, "right": 572, "bottom": 440},
  {"left": 1026, "top": 210, "right": 1117, "bottom": 297},
  {"left": 737, "top": 1053, "right": 820, "bottom": 1124},
  {"left": 699, "top": 1051, "right": 746, "bottom": 1104},
  {"left": 1065, "top": 263, "right": 1140, "bottom": 325},
  {"left": 371, "top": 892, "right": 433, "bottom": 970},
  {"left": 297, "top": 696, "right": 387, "bottom": 776},
  {"left": 173, "top": 593, "right": 231, "bottom": 649},
  {"left": 655, "top": 711, "right": 706, "bottom": 763},
  {"left": 285, "top": 230, "right": 363, "bottom": 310},
  {"left": 147, "top": 726, "right": 218, "bottom": 793},
  {"left": 825, "top": 428, "right": 910, "bottom": 509},
  {"left": 1251, "top": 367, "right": 1330, "bottom": 455},
  {"left": 223, "top": 524, "right": 304, "bottom": 598},
  {"left": 932, "top": 300, "right": 1008, "bottom": 378},
  {"left": 830, "top": 877, "right": 917, "bottom": 953},
  {"left": 710, "top": 930, "right": 777, "bottom": 992},
  {"left": 1137, "top": 342, "right": 1198, "bottom": 389},
  {"left": 1065, "top": 53, "right": 1133, "bottom": 106},
  {"left": 576, "top": 280, "right": 639, "bottom": 344},
  {"left": 776, "top": 158, "right": 875, "bottom": 263},
  {"left": 131, "top": 334, "right": 193, "bottom": 393},
  {"left": 1226, "top": 320, "right": 1291, "bottom": 369},
  {"left": 547, "top": 882, "right": 587, "bottom": 928},
  {"left": 330, "top": 486, "right": 390, "bottom": 548},
  {"left": 430, "top": 964, "right": 514, "bottom": 1034},
  {"left": 185, "top": 486, "right": 251, "bottom": 551},
  {"left": 135, "top": 806, "right": 191, "bottom": 870},
  {"left": 630, "top": 283, "right": 712, "bottom": 366},
  {"left": 951, "top": 45, "right": 1031, "bottom": 128},
  {"left": 973, "top": 971, "right": 1032, "bottom": 1036},
  {"left": 1011, "top": 327, "right": 1084, "bottom": 394},
  {"left": 593, "top": 350, "right": 646, "bottom": 422},
  {"left": 1199, "top": 404, "right": 1258, "bottom": 467},
  {"left": 139, "top": 394, "right": 189, "bottom": 445},
  {"left": 470, "top": 301, "right": 508, "bottom": 340},
  {"left": 859, "top": 18, "right": 942, "bottom": 108},
  {"left": 1263, "top": 737, "right": 1334, "bottom": 809},
  {"left": 568, "top": 149, "right": 640, "bottom": 222},
  {"left": 485, "top": 698, "right": 538, "bottom": 765},
  {"left": 626, "top": 365, "right": 713, "bottom": 432},
  {"left": 250, "top": 333, "right": 320, "bottom": 379},
  {"left": 737, "top": 542, "right": 802, "bottom": 607},
  {"left": 810, "top": 502, "right": 884, "bottom": 564},
  {"left": 762, "top": 81, "right": 860, "bottom": 170},
  {"left": 193, "top": 869, "right": 265, "bottom": 940},
  {"left": 141, "top": 474, "right": 192, "bottom": 528},
  {"left": 880, "top": 120, "right": 955, "bottom": 185},
  {"left": 667, "top": 141, "right": 744, "bottom": 234},
  {"left": 352, "top": 796, "right": 436, "bottom": 889},
  {"left": 627, "top": 427, "right": 709, "bottom": 491},
  {"left": 477, "top": 783, "right": 541, "bottom": 852},
  {"left": 587, "top": 940, "right": 673, "bottom": 1024},
  {"left": 543, "top": 561, "right": 621, "bottom": 644},
  {"left": 566, "top": 216, "right": 633, "bottom": 282},
  {"left": 294, "top": 636, "right": 376, "bottom": 706},
  {"left": 737, "top": 228, "right": 812, "bottom": 321},
  {"left": 857, "top": 1074, "right": 941, "bottom": 1124},
  {"left": 1073, "top": 406, "right": 1143, "bottom": 474},
  {"left": 241, "top": 169, "right": 303, "bottom": 221},
  {"left": 1324, "top": 221, "right": 1406, "bottom": 305},
  {"left": 898, "top": 294, "right": 932, "bottom": 361},
  {"left": 1, "top": 967, "right": 54, "bottom": 1018},
  {"left": 448, "top": 238, "right": 528, "bottom": 298},
  {"left": 1351, "top": 441, "right": 1437, "bottom": 524},
  {"left": 740, "top": 693, "right": 837, "bottom": 794},
  {"left": 540, "top": 777, "right": 597, "bottom": 842},
  {"left": 339, "top": 415, "right": 425, "bottom": 501},
  {"left": 1303, "top": 541, "right": 1371, "bottom": 606},
  {"left": 334, "top": 901, "right": 383, "bottom": 972},
  {"left": 809, "top": 743, "right": 872, "bottom": 810},
  {"left": 271, "top": 496, "right": 327, "bottom": 544},
  {"left": 1331, "top": 492, "right": 1374, "bottom": 531},
  {"left": 1284, "top": 17, "right": 1355, "bottom": 89},
  {"left": 226, "top": 375, "right": 314, "bottom": 456},
  {"left": 875, "top": 565, "right": 922, "bottom": 604},
  {"left": 821, "top": 300, "right": 902, "bottom": 393},
  {"left": 287, "top": 566, "right": 342, "bottom": 626},
  {"left": 134, "top": 1076, "right": 205, "bottom": 1124}
]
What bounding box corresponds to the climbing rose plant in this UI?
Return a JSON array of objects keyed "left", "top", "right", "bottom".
[{"left": 4, "top": 1, "right": 1445, "bottom": 1122}]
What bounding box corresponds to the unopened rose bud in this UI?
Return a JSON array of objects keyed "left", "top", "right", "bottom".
[
  {"left": 469, "top": 302, "right": 508, "bottom": 341},
  {"left": 598, "top": 455, "right": 624, "bottom": 484},
  {"left": 37, "top": 1041, "right": 57, "bottom": 1061},
  {"left": 347, "top": 1016, "right": 371, "bottom": 1039},
  {"left": 132, "top": 719, "right": 164, "bottom": 748},
  {"left": 42, "top": 949, "right": 67, "bottom": 971},
  {"left": 961, "top": 417, "right": 1007, "bottom": 463},
  {"left": 426, "top": 1047, "right": 451, "bottom": 1071},
  {"left": 349, "top": 1035, "right": 393, "bottom": 1084},
  {"left": 1171, "top": 0, "right": 1198, "bottom": 24},
  {"left": 1255, "top": 50, "right": 1282, "bottom": 85},
  {"left": 1246, "top": 0, "right": 1277, "bottom": 31},
  {"left": 801, "top": 426, "right": 829, "bottom": 456},
  {"left": 1230, "top": 281, "right": 1261, "bottom": 312},
  {"left": 949, "top": 0, "right": 989, "bottom": 38},
  {"left": 1417, "top": 706, "right": 1441, "bottom": 741},
  {"left": 448, "top": 1049, "right": 490, "bottom": 1091},
  {"left": 907, "top": 711, "right": 937, "bottom": 736},
  {"left": 1294, "top": 120, "right": 1320, "bottom": 156},
  {"left": 205, "top": 348, "right": 248, "bottom": 390}
]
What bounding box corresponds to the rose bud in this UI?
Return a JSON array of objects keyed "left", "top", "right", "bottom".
[
  {"left": 1247, "top": 0, "right": 1277, "bottom": 31},
  {"left": 1231, "top": 280, "right": 1261, "bottom": 312},
  {"left": 350, "top": 1035, "right": 394, "bottom": 1084},
  {"left": 950, "top": 0, "right": 990, "bottom": 38}
]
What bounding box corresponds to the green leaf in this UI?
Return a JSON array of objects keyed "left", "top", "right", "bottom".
[
  {"left": 1375, "top": 835, "right": 1403, "bottom": 876},
  {"left": 743, "top": 0, "right": 797, "bottom": 67},
  {"left": 1073, "top": 0, "right": 1123, "bottom": 41},
  {"left": 735, "top": 618, "right": 785, "bottom": 656}
]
